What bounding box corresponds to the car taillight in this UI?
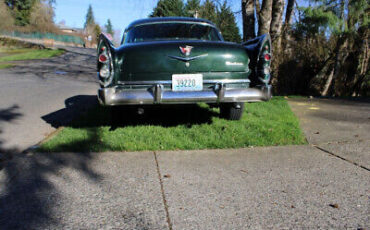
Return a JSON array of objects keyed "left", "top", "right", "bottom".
[
  {"left": 99, "top": 65, "right": 110, "bottom": 78},
  {"left": 264, "top": 53, "right": 271, "bottom": 61},
  {"left": 99, "top": 54, "right": 108, "bottom": 63}
]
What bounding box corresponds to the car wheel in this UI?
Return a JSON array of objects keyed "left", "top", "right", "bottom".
[{"left": 220, "top": 102, "right": 244, "bottom": 120}]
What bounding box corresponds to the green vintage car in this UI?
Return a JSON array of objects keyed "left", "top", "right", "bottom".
[{"left": 97, "top": 17, "right": 272, "bottom": 120}]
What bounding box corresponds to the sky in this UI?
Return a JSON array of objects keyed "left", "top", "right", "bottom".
[{"left": 54, "top": 0, "right": 243, "bottom": 40}]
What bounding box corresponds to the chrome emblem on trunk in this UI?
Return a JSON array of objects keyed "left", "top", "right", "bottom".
[{"left": 179, "top": 46, "right": 193, "bottom": 56}]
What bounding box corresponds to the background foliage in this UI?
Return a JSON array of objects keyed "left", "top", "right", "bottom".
[
  {"left": 1, "top": 0, "right": 368, "bottom": 96},
  {"left": 150, "top": 0, "right": 241, "bottom": 43}
]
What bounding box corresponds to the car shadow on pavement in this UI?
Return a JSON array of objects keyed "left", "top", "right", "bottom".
[
  {"left": 42, "top": 95, "right": 219, "bottom": 130},
  {"left": 42, "top": 95, "right": 99, "bottom": 128},
  {"left": 108, "top": 103, "right": 218, "bottom": 129}
]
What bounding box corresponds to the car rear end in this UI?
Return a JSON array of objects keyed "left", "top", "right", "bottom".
[{"left": 97, "top": 18, "right": 272, "bottom": 119}]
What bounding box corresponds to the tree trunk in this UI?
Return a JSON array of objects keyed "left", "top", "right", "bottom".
[
  {"left": 321, "top": 37, "right": 348, "bottom": 96},
  {"left": 321, "top": 67, "right": 335, "bottom": 96},
  {"left": 270, "top": 0, "right": 285, "bottom": 50},
  {"left": 255, "top": 0, "right": 261, "bottom": 15},
  {"left": 242, "top": 0, "right": 255, "bottom": 41},
  {"left": 327, "top": 0, "right": 348, "bottom": 96},
  {"left": 351, "top": 28, "right": 369, "bottom": 96},
  {"left": 309, "top": 55, "right": 334, "bottom": 95},
  {"left": 258, "top": 0, "right": 273, "bottom": 35},
  {"left": 284, "top": 0, "right": 294, "bottom": 26},
  {"left": 283, "top": 0, "right": 294, "bottom": 36},
  {"left": 282, "top": 0, "right": 294, "bottom": 54}
]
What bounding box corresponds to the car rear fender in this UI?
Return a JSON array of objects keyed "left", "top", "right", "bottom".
[
  {"left": 243, "top": 34, "right": 272, "bottom": 86},
  {"left": 97, "top": 33, "right": 116, "bottom": 87}
]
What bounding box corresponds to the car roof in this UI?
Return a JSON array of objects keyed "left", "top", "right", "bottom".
[{"left": 125, "top": 17, "right": 217, "bottom": 31}]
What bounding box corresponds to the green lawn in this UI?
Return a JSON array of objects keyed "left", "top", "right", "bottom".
[
  {"left": 0, "top": 63, "right": 14, "bottom": 69},
  {"left": 0, "top": 48, "right": 64, "bottom": 68},
  {"left": 39, "top": 97, "right": 307, "bottom": 152}
]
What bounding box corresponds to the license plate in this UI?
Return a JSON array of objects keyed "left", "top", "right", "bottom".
[{"left": 172, "top": 74, "right": 203, "bottom": 91}]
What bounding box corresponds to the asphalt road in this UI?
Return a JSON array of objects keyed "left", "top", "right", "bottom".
[
  {"left": 0, "top": 48, "right": 369, "bottom": 229},
  {"left": 0, "top": 47, "right": 98, "bottom": 151}
]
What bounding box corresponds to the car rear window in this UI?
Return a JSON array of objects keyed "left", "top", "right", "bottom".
[{"left": 124, "top": 22, "right": 222, "bottom": 43}]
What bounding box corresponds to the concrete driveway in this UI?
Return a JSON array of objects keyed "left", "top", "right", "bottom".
[
  {"left": 0, "top": 47, "right": 98, "bottom": 151},
  {"left": 0, "top": 48, "right": 369, "bottom": 229},
  {"left": 288, "top": 98, "right": 370, "bottom": 170}
]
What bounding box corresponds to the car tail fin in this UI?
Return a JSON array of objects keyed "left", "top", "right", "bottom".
[
  {"left": 97, "top": 33, "right": 115, "bottom": 87},
  {"left": 243, "top": 34, "right": 272, "bottom": 87}
]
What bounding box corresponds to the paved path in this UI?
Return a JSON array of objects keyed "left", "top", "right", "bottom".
[
  {"left": 0, "top": 48, "right": 369, "bottom": 229},
  {"left": 288, "top": 98, "right": 370, "bottom": 170},
  {"left": 0, "top": 47, "right": 98, "bottom": 151}
]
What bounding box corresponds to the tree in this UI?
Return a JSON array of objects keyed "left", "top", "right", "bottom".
[
  {"left": 199, "top": 0, "right": 217, "bottom": 23},
  {"left": 0, "top": 0, "right": 15, "bottom": 30},
  {"left": 29, "top": 0, "right": 55, "bottom": 32},
  {"left": 150, "top": 0, "right": 185, "bottom": 17},
  {"left": 270, "top": 0, "right": 285, "bottom": 46},
  {"left": 294, "top": 0, "right": 369, "bottom": 96},
  {"left": 217, "top": 1, "right": 241, "bottom": 43},
  {"left": 93, "top": 23, "right": 101, "bottom": 43},
  {"left": 184, "top": 0, "right": 201, "bottom": 17},
  {"left": 257, "top": 0, "right": 273, "bottom": 35},
  {"left": 5, "top": 0, "right": 37, "bottom": 26},
  {"left": 84, "top": 4, "right": 96, "bottom": 41},
  {"left": 84, "top": 4, "right": 95, "bottom": 29},
  {"left": 283, "top": 0, "right": 294, "bottom": 36},
  {"left": 242, "top": 0, "right": 255, "bottom": 41},
  {"left": 105, "top": 19, "right": 114, "bottom": 37}
]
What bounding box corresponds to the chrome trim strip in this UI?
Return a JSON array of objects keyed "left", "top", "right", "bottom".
[
  {"left": 167, "top": 54, "right": 208, "bottom": 62},
  {"left": 117, "top": 79, "right": 250, "bottom": 85}
]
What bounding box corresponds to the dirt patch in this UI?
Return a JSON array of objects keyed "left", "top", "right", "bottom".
[{"left": 0, "top": 36, "right": 46, "bottom": 49}]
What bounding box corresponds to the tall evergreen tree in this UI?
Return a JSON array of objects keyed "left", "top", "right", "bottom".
[
  {"left": 150, "top": 0, "right": 185, "bottom": 17},
  {"left": 199, "top": 0, "right": 217, "bottom": 23},
  {"left": 5, "top": 0, "right": 37, "bottom": 26},
  {"left": 94, "top": 23, "right": 101, "bottom": 42},
  {"left": 184, "top": 0, "right": 201, "bottom": 17},
  {"left": 217, "top": 1, "right": 241, "bottom": 43},
  {"left": 84, "top": 4, "right": 95, "bottom": 29},
  {"left": 105, "top": 19, "right": 114, "bottom": 36}
]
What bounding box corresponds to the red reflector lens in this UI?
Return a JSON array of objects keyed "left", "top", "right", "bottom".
[
  {"left": 99, "top": 54, "right": 107, "bottom": 63},
  {"left": 264, "top": 54, "right": 271, "bottom": 61}
]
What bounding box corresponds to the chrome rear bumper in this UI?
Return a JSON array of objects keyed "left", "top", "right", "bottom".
[{"left": 98, "top": 84, "right": 272, "bottom": 106}]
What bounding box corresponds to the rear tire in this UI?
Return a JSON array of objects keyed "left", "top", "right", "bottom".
[{"left": 220, "top": 102, "right": 245, "bottom": 120}]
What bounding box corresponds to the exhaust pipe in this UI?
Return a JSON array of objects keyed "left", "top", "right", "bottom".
[{"left": 137, "top": 107, "right": 144, "bottom": 115}]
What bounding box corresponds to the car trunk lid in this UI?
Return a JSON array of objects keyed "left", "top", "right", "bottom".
[{"left": 117, "top": 41, "right": 250, "bottom": 82}]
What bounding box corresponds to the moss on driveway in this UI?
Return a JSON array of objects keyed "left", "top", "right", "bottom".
[{"left": 0, "top": 47, "right": 64, "bottom": 69}]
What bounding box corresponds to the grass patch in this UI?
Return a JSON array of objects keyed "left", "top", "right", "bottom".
[
  {"left": 0, "top": 48, "right": 64, "bottom": 62},
  {"left": 0, "top": 63, "right": 14, "bottom": 69},
  {"left": 39, "top": 97, "right": 306, "bottom": 152}
]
